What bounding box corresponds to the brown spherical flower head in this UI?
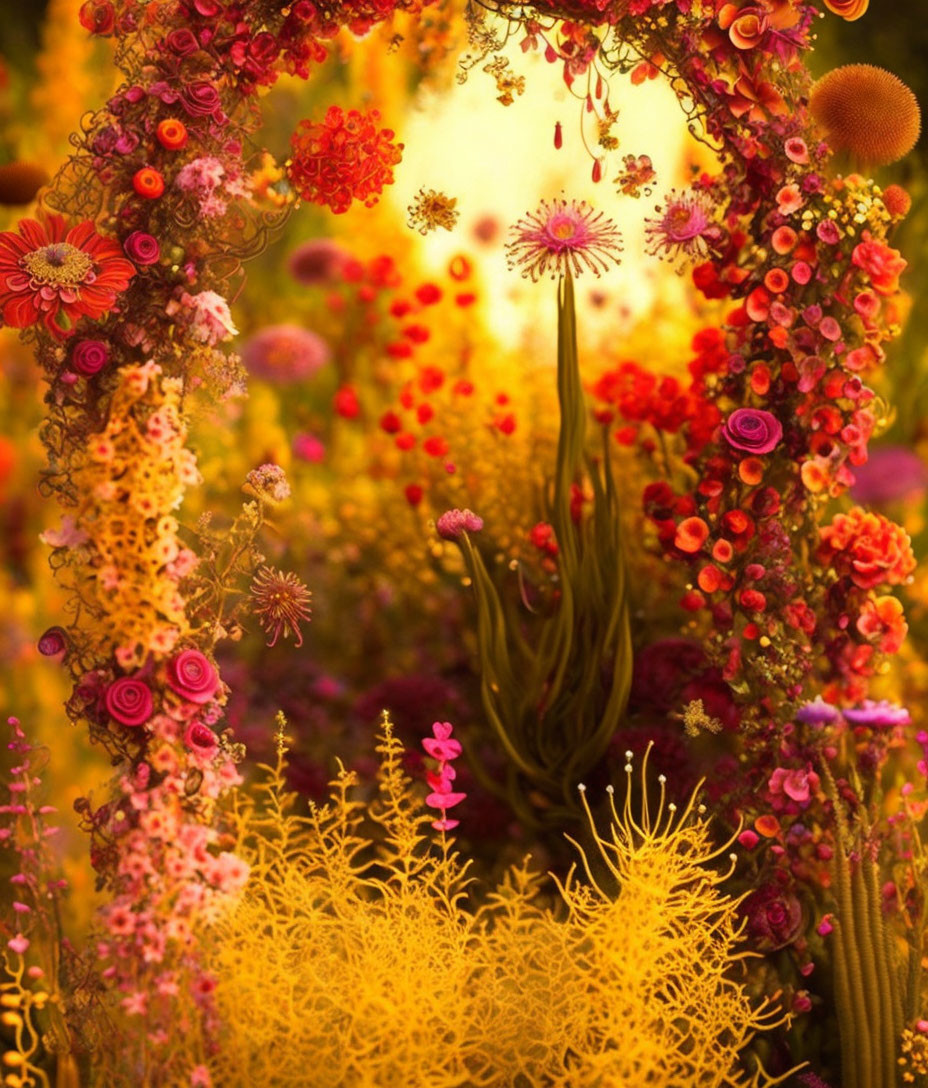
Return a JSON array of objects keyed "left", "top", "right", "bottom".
[{"left": 810, "top": 64, "right": 921, "bottom": 166}]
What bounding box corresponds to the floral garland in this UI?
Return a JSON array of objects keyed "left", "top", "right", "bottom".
[{"left": 1, "top": 0, "right": 428, "bottom": 1078}]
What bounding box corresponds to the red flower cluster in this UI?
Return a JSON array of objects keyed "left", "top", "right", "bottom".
[
  {"left": 287, "top": 106, "right": 404, "bottom": 215},
  {"left": 818, "top": 507, "right": 915, "bottom": 590}
]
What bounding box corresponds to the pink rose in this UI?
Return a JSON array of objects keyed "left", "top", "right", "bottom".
[
  {"left": 722, "top": 408, "right": 783, "bottom": 455},
  {"left": 166, "top": 650, "right": 219, "bottom": 705},
  {"left": 105, "top": 677, "right": 153, "bottom": 727}
]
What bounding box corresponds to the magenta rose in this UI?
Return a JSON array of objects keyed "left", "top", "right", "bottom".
[
  {"left": 71, "top": 339, "right": 109, "bottom": 376},
  {"left": 722, "top": 408, "right": 783, "bottom": 455},
  {"left": 167, "top": 649, "right": 219, "bottom": 705},
  {"left": 183, "top": 721, "right": 218, "bottom": 758},
  {"left": 182, "top": 81, "right": 222, "bottom": 118},
  {"left": 105, "top": 677, "right": 153, "bottom": 727},
  {"left": 165, "top": 27, "right": 199, "bottom": 55},
  {"left": 124, "top": 231, "right": 161, "bottom": 266},
  {"left": 741, "top": 884, "right": 803, "bottom": 951}
]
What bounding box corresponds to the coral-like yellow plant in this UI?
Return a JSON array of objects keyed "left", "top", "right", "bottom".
[
  {"left": 201, "top": 719, "right": 791, "bottom": 1087},
  {"left": 61, "top": 363, "right": 198, "bottom": 669}
]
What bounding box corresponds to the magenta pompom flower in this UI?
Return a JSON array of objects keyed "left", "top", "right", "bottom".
[
  {"left": 166, "top": 649, "right": 219, "bottom": 705},
  {"left": 436, "top": 508, "right": 484, "bottom": 540},
  {"left": 722, "top": 408, "right": 783, "bottom": 455},
  {"left": 506, "top": 197, "right": 623, "bottom": 281},
  {"left": 105, "top": 676, "right": 153, "bottom": 727},
  {"left": 241, "top": 324, "right": 331, "bottom": 384}
]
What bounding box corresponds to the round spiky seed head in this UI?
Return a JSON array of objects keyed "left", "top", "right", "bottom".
[
  {"left": 810, "top": 64, "right": 921, "bottom": 166},
  {"left": 883, "top": 184, "right": 912, "bottom": 219}
]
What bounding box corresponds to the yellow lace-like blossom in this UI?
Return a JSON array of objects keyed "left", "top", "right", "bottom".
[
  {"left": 70, "top": 363, "right": 199, "bottom": 667},
  {"left": 202, "top": 724, "right": 791, "bottom": 1087},
  {"left": 407, "top": 188, "right": 460, "bottom": 235}
]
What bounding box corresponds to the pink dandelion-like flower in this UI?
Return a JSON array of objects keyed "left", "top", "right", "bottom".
[
  {"left": 505, "top": 197, "right": 623, "bottom": 281},
  {"left": 645, "top": 189, "right": 721, "bottom": 262}
]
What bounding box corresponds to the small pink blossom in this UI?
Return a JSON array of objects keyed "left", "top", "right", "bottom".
[
  {"left": 7, "top": 934, "right": 29, "bottom": 955},
  {"left": 40, "top": 515, "right": 90, "bottom": 549},
  {"left": 436, "top": 509, "right": 483, "bottom": 540},
  {"left": 768, "top": 765, "right": 819, "bottom": 811}
]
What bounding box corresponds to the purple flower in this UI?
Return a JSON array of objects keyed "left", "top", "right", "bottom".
[
  {"left": 722, "top": 408, "right": 783, "bottom": 455},
  {"left": 288, "top": 239, "right": 349, "bottom": 286},
  {"left": 123, "top": 231, "right": 161, "bottom": 266},
  {"left": 436, "top": 509, "right": 483, "bottom": 540},
  {"left": 71, "top": 339, "right": 109, "bottom": 376},
  {"left": 241, "top": 325, "right": 330, "bottom": 383},
  {"left": 795, "top": 696, "right": 840, "bottom": 725},
  {"left": 850, "top": 446, "right": 927, "bottom": 506},
  {"left": 37, "top": 627, "right": 67, "bottom": 657},
  {"left": 843, "top": 700, "right": 910, "bottom": 728}
]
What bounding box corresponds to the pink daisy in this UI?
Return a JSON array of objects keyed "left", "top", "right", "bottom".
[{"left": 505, "top": 197, "right": 623, "bottom": 281}]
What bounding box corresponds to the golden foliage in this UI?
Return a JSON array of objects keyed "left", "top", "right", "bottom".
[{"left": 202, "top": 721, "right": 789, "bottom": 1087}]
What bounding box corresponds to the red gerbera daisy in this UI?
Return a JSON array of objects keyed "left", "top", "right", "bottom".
[{"left": 0, "top": 214, "right": 136, "bottom": 337}]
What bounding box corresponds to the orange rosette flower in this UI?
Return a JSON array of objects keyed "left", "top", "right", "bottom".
[
  {"left": 818, "top": 507, "right": 916, "bottom": 590},
  {"left": 823, "top": 0, "right": 868, "bottom": 20},
  {"left": 0, "top": 214, "right": 136, "bottom": 337}
]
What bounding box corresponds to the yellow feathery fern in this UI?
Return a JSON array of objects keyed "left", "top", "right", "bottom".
[{"left": 201, "top": 722, "right": 793, "bottom": 1087}]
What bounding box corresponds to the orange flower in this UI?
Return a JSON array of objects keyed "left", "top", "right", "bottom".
[
  {"left": 818, "top": 507, "right": 915, "bottom": 589},
  {"left": 856, "top": 594, "right": 907, "bottom": 653},
  {"left": 156, "top": 119, "right": 188, "bottom": 150},
  {"left": 823, "top": 0, "right": 868, "bottom": 20},
  {"left": 675, "top": 516, "right": 710, "bottom": 553},
  {"left": 852, "top": 231, "right": 906, "bottom": 297},
  {"left": 718, "top": 4, "right": 769, "bottom": 49}
]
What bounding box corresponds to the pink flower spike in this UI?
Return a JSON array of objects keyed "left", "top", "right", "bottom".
[
  {"left": 422, "top": 737, "right": 462, "bottom": 761},
  {"left": 426, "top": 790, "right": 467, "bottom": 810},
  {"left": 426, "top": 769, "right": 456, "bottom": 792},
  {"left": 7, "top": 934, "right": 29, "bottom": 955}
]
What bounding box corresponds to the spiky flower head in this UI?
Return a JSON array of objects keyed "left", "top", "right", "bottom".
[
  {"left": 645, "top": 190, "right": 721, "bottom": 263},
  {"left": 810, "top": 64, "right": 921, "bottom": 166},
  {"left": 506, "top": 197, "right": 623, "bottom": 281},
  {"left": 407, "top": 188, "right": 459, "bottom": 235},
  {"left": 250, "top": 567, "right": 312, "bottom": 648}
]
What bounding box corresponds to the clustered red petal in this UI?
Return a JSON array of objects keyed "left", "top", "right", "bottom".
[{"left": 287, "top": 106, "right": 404, "bottom": 215}]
